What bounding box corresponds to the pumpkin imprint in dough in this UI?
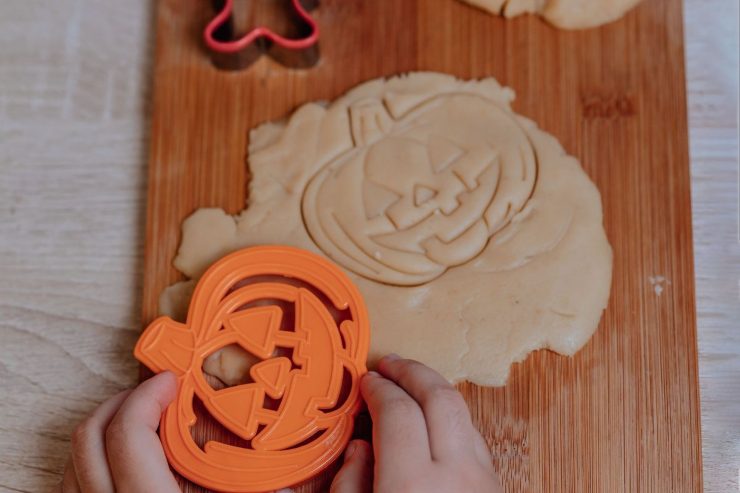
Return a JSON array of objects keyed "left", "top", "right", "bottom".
[
  {"left": 163, "top": 73, "right": 613, "bottom": 386},
  {"left": 303, "top": 94, "right": 537, "bottom": 286}
]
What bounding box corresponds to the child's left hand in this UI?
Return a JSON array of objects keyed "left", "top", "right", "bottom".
[
  {"left": 52, "top": 371, "right": 181, "bottom": 493},
  {"left": 53, "top": 371, "right": 362, "bottom": 493}
]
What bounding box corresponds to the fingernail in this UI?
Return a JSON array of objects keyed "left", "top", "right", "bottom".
[
  {"left": 384, "top": 353, "right": 401, "bottom": 361},
  {"left": 366, "top": 370, "right": 381, "bottom": 378}
]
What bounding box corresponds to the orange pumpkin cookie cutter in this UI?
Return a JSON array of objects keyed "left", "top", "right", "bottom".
[{"left": 134, "top": 246, "right": 369, "bottom": 492}]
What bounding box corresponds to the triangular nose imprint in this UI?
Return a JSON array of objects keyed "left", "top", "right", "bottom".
[{"left": 251, "top": 357, "right": 292, "bottom": 399}]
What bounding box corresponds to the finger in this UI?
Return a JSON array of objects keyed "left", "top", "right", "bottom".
[
  {"left": 105, "top": 371, "right": 180, "bottom": 493},
  {"left": 472, "top": 431, "right": 495, "bottom": 470},
  {"left": 70, "top": 390, "right": 131, "bottom": 493},
  {"left": 360, "top": 371, "right": 430, "bottom": 472},
  {"left": 53, "top": 457, "right": 80, "bottom": 493},
  {"left": 329, "top": 440, "right": 373, "bottom": 493},
  {"left": 378, "top": 354, "right": 476, "bottom": 461}
]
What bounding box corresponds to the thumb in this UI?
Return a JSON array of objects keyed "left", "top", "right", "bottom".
[
  {"left": 330, "top": 439, "right": 373, "bottom": 493},
  {"left": 105, "top": 371, "right": 180, "bottom": 492}
]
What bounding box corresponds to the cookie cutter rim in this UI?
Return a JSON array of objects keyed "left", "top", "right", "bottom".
[
  {"left": 204, "top": 0, "right": 320, "bottom": 54},
  {"left": 134, "top": 245, "right": 369, "bottom": 492}
]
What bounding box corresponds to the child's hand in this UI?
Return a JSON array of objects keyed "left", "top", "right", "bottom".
[
  {"left": 330, "top": 354, "right": 503, "bottom": 493},
  {"left": 56, "top": 357, "right": 501, "bottom": 493},
  {"left": 53, "top": 371, "right": 180, "bottom": 493}
]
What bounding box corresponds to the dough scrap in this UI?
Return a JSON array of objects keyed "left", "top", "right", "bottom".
[
  {"left": 463, "top": 0, "right": 642, "bottom": 29},
  {"left": 162, "top": 72, "right": 612, "bottom": 386}
]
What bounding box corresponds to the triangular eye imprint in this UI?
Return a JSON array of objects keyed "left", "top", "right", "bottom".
[
  {"left": 414, "top": 185, "right": 438, "bottom": 206},
  {"left": 363, "top": 180, "right": 402, "bottom": 219},
  {"left": 209, "top": 385, "right": 264, "bottom": 439},
  {"left": 189, "top": 393, "right": 254, "bottom": 452},
  {"left": 225, "top": 305, "right": 283, "bottom": 359}
]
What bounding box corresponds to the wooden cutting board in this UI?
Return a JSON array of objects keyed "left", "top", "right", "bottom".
[{"left": 141, "top": 0, "right": 702, "bottom": 491}]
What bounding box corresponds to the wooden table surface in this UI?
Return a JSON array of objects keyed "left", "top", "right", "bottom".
[{"left": 0, "top": 1, "right": 736, "bottom": 492}]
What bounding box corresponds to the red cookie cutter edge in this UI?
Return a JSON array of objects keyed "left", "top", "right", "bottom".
[{"left": 204, "top": 0, "right": 320, "bottom": 54}]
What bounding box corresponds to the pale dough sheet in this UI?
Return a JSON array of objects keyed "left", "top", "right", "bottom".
[
  {"left": 162, "top": 73, "right": 612, "bottom": 386},
  {"left": 463, "top": 0, "right": 642, "bottom": 29}
]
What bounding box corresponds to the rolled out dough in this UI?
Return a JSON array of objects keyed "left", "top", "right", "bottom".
[
  {"left": 463, "top": 0, "right": 642, "bottom": 29},
  {"left": 163, "top": 72, "right": 612, "bottom": 386}
]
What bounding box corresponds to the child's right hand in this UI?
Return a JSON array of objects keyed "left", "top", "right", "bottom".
[
  {"left": 53, "top": 371, "right": 181, "bottom": 493},
  {"left": 330, "top": 354, "right": 503, "bottom": 493}
]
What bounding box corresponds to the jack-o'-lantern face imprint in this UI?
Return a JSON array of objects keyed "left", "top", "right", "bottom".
[
  {"left": 302, "top": 93, "right": 538, "bottom": 286},
  {"left": 134, "top": 246, "right": 369, "bottom": 493}
]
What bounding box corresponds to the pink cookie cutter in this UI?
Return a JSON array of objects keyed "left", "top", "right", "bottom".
[{"left": 204, "top": 0, "right": 320, "bottom": 70}]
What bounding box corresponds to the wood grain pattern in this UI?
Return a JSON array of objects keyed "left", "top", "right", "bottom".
[
  {"left": 1, "top": 0, "right": 737, "bottom": 492},
  {"left": 141, "top": 0, "right": 702, "bottom": 491},
  {"left": 0, "top": 2, "right": 153, "bottom": 492},
  {"left": 685, "top": 1, "right": 740, "bottom": 491}
]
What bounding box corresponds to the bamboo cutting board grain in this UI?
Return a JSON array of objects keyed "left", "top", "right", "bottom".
[{"left": 141, "top": 0, "right": 702, "bottom": 491}]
